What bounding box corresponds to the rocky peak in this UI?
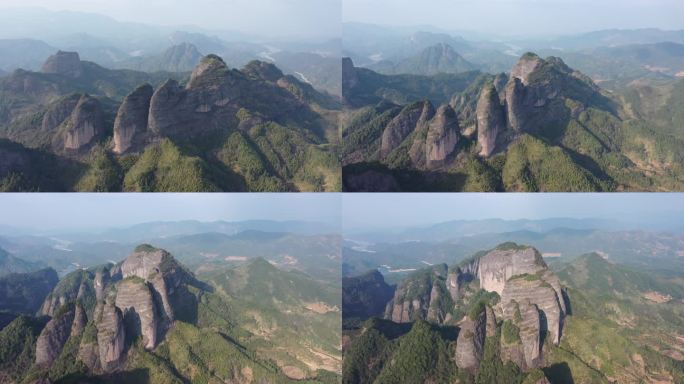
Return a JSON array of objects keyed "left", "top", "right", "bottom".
[
  {"left": 454, "top": 310, "right": 486, "bottom": 373},
  {"left": 187, "top": 54, "right": 229, "bottom": 89},
  {"left": 113, "top": 83, "right": 154, "bottom": 154},
  {"left": 242, "top": 60, "right": 284, "bottom": 82},
  {"left": 96, "top": 302, "right": 125, "bottom": 372},
  {"left": 380, "top": 100, "right": 434, "bottom": 159},
  {"left": 121, "top": 244, "right": 181, "bottom": 281},
  {"left": 476, "top": 82, "right": 506, "bottom": 157},
  {"left": 35, "top": 305, "right": 76, "bottom": 367},
  {"left": 510, "top": 52, "right": 543, "bottom": 85},
  {"left": 42, "top": 51, "right": 83, "bottom": 78},
  {"left": 424, "top": 104, "right": 459, "bottom": 168},
  {"left": 475, "top": 243, "right": 547, "bottom": 295},
  {"left": 57, "top": 94, "right": 105, "bottom": 152}
]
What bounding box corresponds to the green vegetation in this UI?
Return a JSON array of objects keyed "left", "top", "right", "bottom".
[
  {"left": 123, "top": 139, "right": 220, "bottom": 192},
  {"left": 0, "top": 316, "right": 47, "bottom": 382},
  {"left": 501, "top": 320, "right": 521, "bottom": 344},
  {"left": 75, "top": 146, "right": 122, "bottom": 192}
]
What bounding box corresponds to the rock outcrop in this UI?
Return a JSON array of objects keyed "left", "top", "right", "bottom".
[
  {"left": 424, "top": 105, "right": 459, "bottom": 168},
  {"left": 476, "top": 245, "right": 546, "bottom": 295},
  {"left": 385, "top": 265, "right": 450, "bottom": 324},
  {"left": 454, "top": 311, "right": 486, "bottom": 373},
  {"left": 70, "top": 303, "right": 87, "bottom": 337},
  {"left": 53, "top": 94, "right": 105, "bottom": 153},
  {"left": 380, "top": 101, "right": 434, "bottom": 159},
  {"left": 476, "top": 83, "right": 506, "bottom": 157},
  {"left": 40, "top": 270, "right": 93, "bottom": 317},
  {"left": 35, "top": 306, "right": 76, "bottom": 366},
  {"left": 42, "top": 51, "right": 83, "bottom": 78},
  {"left": 115, "top": 278, "right": 157, "bottom": 349},
  {"left": 113, "top": 84, "right": 154, "bottom": 154},
  {"left": 502, "top": 275, "right": 563, "bottom": 345},
  {"left": 96, "top": 302, "right": 126, "bottom": 372},
  {"left": 474, "top": 52, "right": 610, "bottom": 157}
]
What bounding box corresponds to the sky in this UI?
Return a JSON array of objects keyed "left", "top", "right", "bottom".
[
  {"left": 342, "top": 193, "right": 684, "bottom": 232},
  {"left": 0, "top": 193, "right": 341, "bottom": 231},
  {"left": 0, "top": 0, "right": 341, "bottom": 40},
  {"left": 343, "top": 0, "right": 684, "bottom": 38}
]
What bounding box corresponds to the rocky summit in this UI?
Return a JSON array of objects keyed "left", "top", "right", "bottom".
[
  {"left": 41, "top": 51, "right": 83, "bottom": 78},
  {"left": 33, "top": 245, "right": 198, "bottom": 374},
  {"left": 383, "top": 243, "right": 567, "bottom": 373}
]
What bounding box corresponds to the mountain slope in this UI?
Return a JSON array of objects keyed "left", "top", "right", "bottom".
[
  {"left": 0, "top": 51, "right": 341, "bottom": 191},
  {"left": 342, "top": 52, "right": 684, "bottom": 191},
  {"left": 2, "top": 245, "right": 340, "bottom": 383}
]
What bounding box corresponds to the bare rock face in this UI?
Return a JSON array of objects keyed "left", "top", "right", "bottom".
[
  {"left": 70, "top": 303, "right": 87, "bottom": 337},
  {"left": 115, "top": 278, "right": 157, "bottom": 350},
  {"left": 97, "top": 302, "right": 126, "bottom": 372},
  {"left": 380, "top": 101, "right": 434, "bottom": 159},
  {"left": 113, "top": 84, "right": 154, "bottom": 154},
  {"left": 35, "top": 306, "right": 76, "bottom": 366},
  {"left": 53, "top": 95, "right": 105, "bottom": 153},
  {"left": 455, "top": 311, "right": 486, "bottom": 373},
  {"left": 502, "top": 276, "right": 564, "bottom": 345},
  {"left": 477, "top": 245, "right": 546, "bottom": 295},
  {"left": 147, "top": 56, "right": 241, "bottom": 140},
  {"left": 505, "top": 77, "right": 526, "bottom": 133},
  {"left": 476, "top": 83, "right": 506, "bottom": 157},
  {"left": 94, "top": 268, "right": 110, "bottom": 302},
  {"left": 121, "top": 245, "right": 190, "bottom": 330},
  {"left": 42, "top": 51, "right": 83, "bottom": 78},
  {"left": 502, "top": 300, "right": 542, "bottom": 369},
  {"left": 424, "top": 105, "right": 459, "bottom": 168}
]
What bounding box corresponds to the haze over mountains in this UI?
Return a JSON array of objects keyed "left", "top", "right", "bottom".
[{"left": 342, "top": 22, "right": 684, "bottom": 191}]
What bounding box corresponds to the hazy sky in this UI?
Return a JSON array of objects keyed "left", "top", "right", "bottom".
[
  {"left": 0, "top": 194, "right": 341, "bottom": 231},
  {"left": 342, "top": 193, "right": 684, "bottom": 231},
  {"left": 344, "top": 0, "right": 684, "bottom": 37},
  {"left": 0, "top": 0, "right": 341, "bottom": 39}
]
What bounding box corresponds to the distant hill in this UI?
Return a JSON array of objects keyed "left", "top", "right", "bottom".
[
  {"left": 114, "top": 43, "right": 202, "bottom": 73},
  {"left": 0, "top": 247, "right": 41, "bottom": 276},
  {"left": 0, "top": 268, "right": 58, "bottom": 315},
  {"left": 0, "top": 39, "right": 56, "bottom": 72},
  {"left": 368, "top": 43, "right": 476, "bottom": 76}
]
